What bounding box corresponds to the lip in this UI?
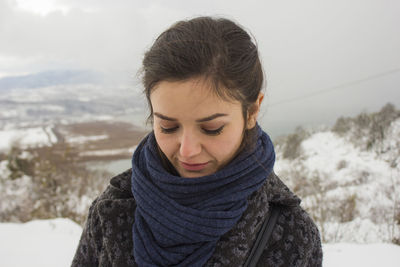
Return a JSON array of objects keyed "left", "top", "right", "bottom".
[{"left": 180, "top": 161, "right": 209, "bottom": 171}]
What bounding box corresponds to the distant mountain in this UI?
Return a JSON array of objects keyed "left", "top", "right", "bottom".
[
  {"left": 0, "top": 74, "right": 146, "bottom": 128},
  {"left": 0, "top": 70, "right": 105, "bottom": 91}
]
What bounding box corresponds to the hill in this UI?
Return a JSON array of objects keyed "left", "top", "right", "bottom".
[
  {"left": 274, "top": 103, "right": 400, "bottom": 244},
  {"left": 0, "top": 70, "right": 104, "bottom": 91}
]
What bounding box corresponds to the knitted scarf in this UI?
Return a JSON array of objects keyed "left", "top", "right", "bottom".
[{"left": 131, "top": 125, "right": 275, "bottom": 266}]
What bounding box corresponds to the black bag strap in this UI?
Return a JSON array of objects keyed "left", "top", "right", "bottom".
[{"left": 243, "top": 204, "right": 281, "bottom": 267}]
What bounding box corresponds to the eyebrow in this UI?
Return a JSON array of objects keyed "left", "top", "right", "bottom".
[{"left": 154, "top": 112, "right": 228, "bottom": 122}]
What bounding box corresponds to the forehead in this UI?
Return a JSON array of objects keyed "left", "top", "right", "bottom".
[{"left": 150, "top": 78, "right": 242, "bottom": 118}]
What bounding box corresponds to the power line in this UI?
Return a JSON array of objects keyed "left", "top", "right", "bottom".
[{"left": 268, "top": 67, "right": 400, "bottom": 107}]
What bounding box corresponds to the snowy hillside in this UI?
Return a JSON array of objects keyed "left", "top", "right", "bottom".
[
  {"left": 0, "top": 219, "right": 399, "bottom": 267},
  {"left": 274, "top": 103, "right": 400, "bottom": 244}
]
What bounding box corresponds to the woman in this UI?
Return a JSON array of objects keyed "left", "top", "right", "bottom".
[{"left": 72, "top": 17, "right": 322, "bottom": 266}]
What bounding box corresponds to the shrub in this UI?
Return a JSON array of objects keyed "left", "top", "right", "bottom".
[
  {"left": 336, "top": 160, "right": 348, "bottom": 170},
  {"left": 282, "top": 126, "right": 308, "bottom": 159},
  {"left": 332, "top": 116, "right": 351, "bottom": 135},
  {"left": 0, "top": 143, "right": 112, "bottom": 225},
  {"left": 339, "top": 194, "right": 357, "bottom": 223}
]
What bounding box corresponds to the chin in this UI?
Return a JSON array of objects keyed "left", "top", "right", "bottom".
[
  {"left": 181, "top": 173, "right": 203, "bottom": 178},
  {"left": 177, "top": 168, "right": 215, "bottom": 178},
  {"left": 178, "top": 170, "right": 207, "bottom": 178}
]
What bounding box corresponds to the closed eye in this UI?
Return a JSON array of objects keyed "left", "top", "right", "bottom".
[
  {"left": 160, "top": 125, "right": 225, "bottom": 135},
  {"left": 160, "top": 126, "right": 179, "bottom": 134},
  {"left": 202, "top": 126, "right": 224, "bottom": 135}
]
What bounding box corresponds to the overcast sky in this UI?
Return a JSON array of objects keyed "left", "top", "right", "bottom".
[{"left": 1, "top": 0, "right": 400, "bottom": 136}]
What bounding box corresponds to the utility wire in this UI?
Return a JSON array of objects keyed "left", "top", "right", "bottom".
[{"left": 268, "top": 67, "right": 400, "bottom": 107}]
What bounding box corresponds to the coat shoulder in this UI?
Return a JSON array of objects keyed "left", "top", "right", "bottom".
[
  {"left": 71, "top": 169, "right": 137, "bottom": 267},
  {"left": 257, "top": 173, "right": 323, "bottom": 267}
]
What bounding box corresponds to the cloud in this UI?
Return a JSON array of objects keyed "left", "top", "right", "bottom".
[
  {"left": 14, "top": 0, "right": 71, "bottom": 16},
  {"left": 0, "top": 2, "right": 170, "bottom": 74}
]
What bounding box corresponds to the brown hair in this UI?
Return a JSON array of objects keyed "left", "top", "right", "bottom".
[{"left": 142, "top": 16, "right": 264, "bottom": 150}]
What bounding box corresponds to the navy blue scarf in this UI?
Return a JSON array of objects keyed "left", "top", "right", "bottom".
[{"left": 131, "top": 125, "right": 275, "bottom": 266}]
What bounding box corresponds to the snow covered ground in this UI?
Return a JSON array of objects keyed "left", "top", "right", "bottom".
[
  {"left": 323, "top": 243, "right": 400, "bottom": 267},
  {"left": 274, "top": 117, "right": 400, "bottom": 243},
  {"left": 0, "top": 219, "right": 399, "bottom": 267},
  {"left": 0, "top": 126, "right": 57, "bottom": 152},
  {"left": 0, "top": 219, "right": 81, "bottom": 267}
]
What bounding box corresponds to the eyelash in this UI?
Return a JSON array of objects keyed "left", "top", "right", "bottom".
[
  {"left": 160, "top": 126, "right": 224, "bottom": 136},
  {"left": 160, "top": 126, "right": 179, "bottom": 134}
]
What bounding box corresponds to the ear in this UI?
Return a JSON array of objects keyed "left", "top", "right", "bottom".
[{"left": 246, "top": 92, "right": 264, "bottom": 129}]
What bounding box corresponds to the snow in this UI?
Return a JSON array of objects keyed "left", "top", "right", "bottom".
[
  {"left": 299, "top": 132, "right": 396, "bottom": 221},
  {"left": 0, "top": 219, "right": 82, "bottom": 267},
  {"left": 67, "top": 134, "right": 108, "bottom": 144},
  {"left": 0, "top": 219, "right": 399, "bottom": 267},
  {"left": 323, "top": 243, "right": 400, "bottom": 267},
  {"left": 274, "top": 122, "right": 400, "bottom": 243},
  {"left": 300, "top": 132, "right": 392, "bottom": 181},
  {"left": 0, "top": 109, "right": 19, "bottom": 118},
  {"left": 0, "top": 160, "right": 11, "bottom": 180},
  {"left": 0, "top": 127, "right": 57, "bottom": 152},
  {"left": 79, "top": 146, "right": 136, "bottom": 157},
  {"left": 322, "top": 218, "right": 399, "bottom": 244}
]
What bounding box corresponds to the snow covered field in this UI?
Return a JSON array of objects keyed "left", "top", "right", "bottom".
[
  {"left": 0, "top": 219, "right": 399, "bottom": 267},
  {"left": 0, "top": 219, "right": 81, "bottom": 267},
  {"left": 323, "top": 243, "right": 400, "bottom": 267},
  {"left": 0, "top": 126, "right": 57, "bottom": 152}
]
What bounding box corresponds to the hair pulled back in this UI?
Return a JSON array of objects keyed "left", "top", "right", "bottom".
[{"left": 142, "top": 16, "right": 264, "bottom": 148}]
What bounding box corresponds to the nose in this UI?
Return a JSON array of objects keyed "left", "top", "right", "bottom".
[{"left": 179, "top": 130, "right": 201, "bottom": 158}]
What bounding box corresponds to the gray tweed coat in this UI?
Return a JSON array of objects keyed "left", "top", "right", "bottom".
[{"left": 72, "top": 169, "right": 322, "bottom": 266}]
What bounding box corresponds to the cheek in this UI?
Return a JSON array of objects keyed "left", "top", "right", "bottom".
[
  {"left": 154, "top": 132, "right": 177, "bottom": 157},
  {"left": 207, "top": 131, "right": 243, "bottom": 161}
]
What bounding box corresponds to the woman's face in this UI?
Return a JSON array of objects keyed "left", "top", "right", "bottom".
[{"left": 150, "top": 78, "right": 247, "bottom": 178}]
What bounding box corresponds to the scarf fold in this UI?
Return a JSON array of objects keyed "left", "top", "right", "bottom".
[{"left": 131, "top": 125, "right": 275, "bottom": 266}]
